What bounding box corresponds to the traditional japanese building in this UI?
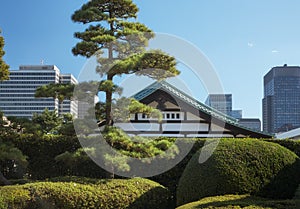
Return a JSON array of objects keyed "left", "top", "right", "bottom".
[{"left": 115, "top": 81, "right": 273, "bottom": 138}]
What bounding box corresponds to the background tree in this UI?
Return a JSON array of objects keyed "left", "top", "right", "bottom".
[
  {"left": 57, "top": 113, "right": 76, "bottom": 136},
  {"left": 6, "top": 116, "right": 40, "bottom": 134},
  {"left": 32, "top": 109, "right": 62, "bottom": 134},
  {"left": 72, "top": 0, "right": 179, "bottom": 126},
  {"left": 0, "top": 111, "right": 6, "bottom": 129},
  {"left": 35, "top": 83, "right": 75, "bottom": 103},
  {"left": 0, "top": 139, "right": 28, "bottom": 185},
  {"left": 0, "top": 30, "right": 9, "bottom": 81}
]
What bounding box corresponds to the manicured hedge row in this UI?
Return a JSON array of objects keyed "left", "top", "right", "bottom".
[
  {"left": 0, "top": 178, "right": 172, "bottom": 209},
  {"left": 176, "top": 139, "right": 300, "bottom": 206},
  {"left": 154, "top": 138, "right": 300, "bottom": 204},
  {"left": 3, "top": 133, "right": 300, "bottom": 208}
]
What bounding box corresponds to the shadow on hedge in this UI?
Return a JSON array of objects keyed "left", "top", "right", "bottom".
[
  {"left": 128, "top": 186, "right": 174, "bottom": 209},
  {"left": 259, "top": 159, "right": 300, "bottom": 199},
  {"left": 183, "top": 195, "right": 296, "bottom": 209}
]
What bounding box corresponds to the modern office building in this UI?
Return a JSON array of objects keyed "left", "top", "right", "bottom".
[
  {"left": 0, "top": 65, "right": 78, "bottom": 119},
  {"left": 263, "top": 64, "right": 300, "bottom": 133},
  {"left": 59, "top": 74, "right": 78, "bottom": 118},
  {"left": 205, "top": 94, "right": 242, "bottom": 119},
  {"left": 231, "top": 110, "right": 242, "bottom": 120},
  {"left": 238, "top": 118, "right": 261, "bottom": 131},
  {"left": 205, "top": 94, "right": 262, "bottom": 131},
  {"left": 78, "top": 95, "right": 99, "bottom": 119},
  {"left": 205, "top": 94, "right": 233, "bottom": 116}
]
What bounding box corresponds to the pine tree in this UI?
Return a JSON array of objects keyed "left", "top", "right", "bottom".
[
  {"left": 0, "top": 30, "right": 9, "bottom": 81},
  {"left": 72, "top": 0, "right": 179, "bottom": 126}
]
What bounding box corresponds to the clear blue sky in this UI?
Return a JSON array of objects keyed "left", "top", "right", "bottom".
[{"left": 1, "top": 0, "right": 300, "bottom": 119}]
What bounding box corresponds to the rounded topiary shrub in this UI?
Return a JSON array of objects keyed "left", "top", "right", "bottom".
[
  {"left": 0, "top": 178, "right": 172, "bottom": 209},
  {"left": 176, "top": 138, "right": 300, "bottom": 206}
]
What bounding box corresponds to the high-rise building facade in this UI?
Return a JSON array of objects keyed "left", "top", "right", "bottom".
[
  {"left": 205, "top": 94, "right": 233, "bottom": 115},
  {"left": 206, "top": 94, "right": 261, "bottom": 131},
  {"left": 205, "top": 94, "right": 242, "bottom": 119},
  {"left": 238, "top": 118, "right": 261, "bottom": 131},
  {"left": 263, "top": 64, "right": 300, "bottom": 133},
  {"left": 0, "top": 65, "right": 78, "bottom": 119}
]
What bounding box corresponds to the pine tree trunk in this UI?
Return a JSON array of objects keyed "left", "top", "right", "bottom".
[
  {"left": 105, "top": 14, "right": 115, "bottom": 127},
  {"left": 105, "top": 74, "right": 113, "bottom": 126}
]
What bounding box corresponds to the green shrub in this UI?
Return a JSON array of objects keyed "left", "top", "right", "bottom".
[
  {"left": 2, "top": 134, "right": 82, "bottom": 179},
  {"left": 150, "top": 138, "right": 206, "bottom": 206},
  {"left": 176, "top": 138, "right": 300, "bottom": 206},
  {"left": 293, "top": 184, "right": 300, "bottom": 209},
  {"left": 0, "top": 186, "right": 31, "bottom": 209},
  {"left": 0, "top": 178, "right": 172, "bottom": 209},
  {"left": 265, "top": 139, "right": 300, "bottom": 157},
  {"left": 176, "top": 194, "right": 296, "bottom": 209}
]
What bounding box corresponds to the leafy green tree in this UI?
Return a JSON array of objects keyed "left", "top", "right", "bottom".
[
  {"left": 32, "top": 109, "right": 62, "bottom": 134},
  {"left": 6, "top": 116, "right": 40, "bottom": 134},
  {"left": 72, "top": 0, "right": 179, "bottom": 126},
  {"left": 57, "top": 113, "right": 76, "bottom": 136},
  {"left": 0, "top": 30, "right": 9, "bottom": 81},
  {"left": 0, "top": 139, "right": 28, "bottom": 185}
]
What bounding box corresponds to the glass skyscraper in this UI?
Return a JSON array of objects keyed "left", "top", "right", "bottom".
[
  {"left": 205, "top": 94, "right": 233, "bottom": 116},
  {"left": 205, "top": 94, "right": 242, "bottom": 119},
  {"left": 263, "top": 64, "right": 300, "bottom": 133}
]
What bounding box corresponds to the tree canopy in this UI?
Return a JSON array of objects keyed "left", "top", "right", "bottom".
[
  {"left": 0, "top": 30, "right": 9, "bottom": 81},
  {"left": 72, "top": 0, "right": 180, "bottom": 125},
  {"left": 35, "top": 83, "right": 75, "bottom": 103},
  {"left": 32, "top": 109, "right": 62, "bottom": 134}
]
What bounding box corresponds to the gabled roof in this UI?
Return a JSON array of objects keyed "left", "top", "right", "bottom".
[{"left": 133, "top": 81, "right": 273, "bottom": 138}]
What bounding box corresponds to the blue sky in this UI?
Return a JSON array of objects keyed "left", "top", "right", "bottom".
[{"left": 1, "top": 0, "right": 300, "bottom": 119}]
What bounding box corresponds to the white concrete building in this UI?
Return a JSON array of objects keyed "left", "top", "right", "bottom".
[
  {"left": 78, "top": 95, "right": 99, "bottom": 119},
  {"left": 0, "top": 65, "right": 78, "bottom": 118},
  {"left": 59, "top": 74, "right": 78, "bottom": 118}
]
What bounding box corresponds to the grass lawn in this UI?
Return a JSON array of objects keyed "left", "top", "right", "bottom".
[{"left": 176, "top": 194, "right": 298, "bottom": 209}]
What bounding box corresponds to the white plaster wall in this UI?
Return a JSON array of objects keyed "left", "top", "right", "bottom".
[
  {"left": 115, "top": 123, "right": 160, "bottom": 132},
  {"left": 162, "top": 123, "right": 209, "bottom": 132}
]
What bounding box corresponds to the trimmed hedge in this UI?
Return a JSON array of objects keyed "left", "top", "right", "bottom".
[
  {"left": 176, "top": 138, "right": 300, "bottom": 206},
  {"left": 265, "top": 139, "right": 300, "bottom": 157},
  {"left": 176, "top": 194, "right": 296, "bottom": 209},
  {"left": 0, "top": 178, "right": 172, "bottom": 209}
]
